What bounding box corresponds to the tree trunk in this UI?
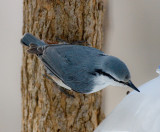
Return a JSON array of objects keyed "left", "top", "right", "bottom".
[{"left": 21, "top": 0, "right": 105, "bottom": 132}]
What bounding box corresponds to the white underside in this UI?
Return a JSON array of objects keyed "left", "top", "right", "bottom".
[
  {"left": 88, "top": 75, "right": 125, "bottom": 93},
  {"left": 51, "top": 74, "right": 124, "bottom": 94}
]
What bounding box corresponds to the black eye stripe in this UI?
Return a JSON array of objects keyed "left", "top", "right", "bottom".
[
  {"left": 95, "top": 69, "right": 116, "bottom": 81},
  {"left": 91, "top": 69, "right": 127, "bottom": 85}
]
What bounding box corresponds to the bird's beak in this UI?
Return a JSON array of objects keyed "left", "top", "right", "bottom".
[{"left": 126, "top": 80, "right": 140, "bottom": 92}]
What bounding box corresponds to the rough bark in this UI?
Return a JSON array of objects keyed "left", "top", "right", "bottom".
[{"left": 21, "top": 0, "right": 105, "bottom": 132}]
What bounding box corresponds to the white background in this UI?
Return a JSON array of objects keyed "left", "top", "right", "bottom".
[{"left": 0, "top": 0, "right": 160, "bottom": 131}]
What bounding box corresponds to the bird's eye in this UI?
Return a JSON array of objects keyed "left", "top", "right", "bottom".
[{"left": 125, "top": 74, "right": 130, "bottom": 80}]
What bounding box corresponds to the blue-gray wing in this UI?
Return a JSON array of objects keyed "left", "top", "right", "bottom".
[{"left": 41, "top": 44, "right": 107, "bottom": 93}]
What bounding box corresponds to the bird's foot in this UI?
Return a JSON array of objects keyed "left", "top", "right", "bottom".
[
  {"left": 55, "top": 37, "right": 91, "bottom": 46},
  {"left": 58, "top": 86, "right": 75, "bottom": 98},
  {"left": 53, "top": 37, "right": 70, "bottom": 44},
  {"left": 43, "top": 74, "right": 54, "bottom": 82},
  {"left": 71, "top": 40, "right": 91, "bottom": 47},
  {"left": 44, "top": 40, "right": 59, "bottom": 44},
  {"left": 43, "top": 74, "right": 75, "bottom": 98}
]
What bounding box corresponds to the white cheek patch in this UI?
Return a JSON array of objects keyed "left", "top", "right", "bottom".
[{"left": 89, "top": 75, "right": 125, "bottom": 93}]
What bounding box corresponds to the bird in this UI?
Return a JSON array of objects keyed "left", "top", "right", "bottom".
[
  {"left": 94, "top": 69, "right": 160, "bottom": 132},
  {"left": 21, "top": 33, "right": 140, "bottom": 95}
]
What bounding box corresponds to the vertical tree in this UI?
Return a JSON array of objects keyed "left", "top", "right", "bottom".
[{"left": 21, "top": 0, "right": 105, "bottom": 131}]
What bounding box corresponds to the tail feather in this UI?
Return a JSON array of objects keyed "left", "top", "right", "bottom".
[{"left": 21, "top": 33, "right": 46, "bottom": 46}]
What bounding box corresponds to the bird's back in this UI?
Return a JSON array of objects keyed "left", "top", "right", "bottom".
[{"left": 42, "top": 44, "right": 107, "bottom": 93}]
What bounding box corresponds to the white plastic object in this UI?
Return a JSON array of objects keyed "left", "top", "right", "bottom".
[{"left": 94, "top": 67, "right": 160, "bottom": 132}]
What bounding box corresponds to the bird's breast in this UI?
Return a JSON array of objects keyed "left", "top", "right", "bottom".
[{"left": 90, "top": 74, "right": 123, "bottom": 93}]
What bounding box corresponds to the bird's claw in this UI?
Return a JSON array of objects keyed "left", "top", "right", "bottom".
[
  {"left": 43, "top": 74, "right": 75, "bottom": 98},
  {"left": 55, "top": 37, "right": 91, "bottom": 46},
  {"left": 71, "top": 40, "right": 91, "bottom": 47}
]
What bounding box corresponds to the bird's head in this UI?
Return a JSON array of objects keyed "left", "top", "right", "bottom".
[{"left": 101, "top": 56, "right": 140, "bottom": 92}]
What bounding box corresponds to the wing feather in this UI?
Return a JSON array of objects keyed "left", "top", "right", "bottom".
[{"left": 41, "top": 44, "right": 106, "bottom": 93}]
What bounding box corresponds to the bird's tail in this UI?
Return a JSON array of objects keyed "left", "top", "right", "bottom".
[{"left": 21, "top": 33, "right": 46, "bottom": 47}]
